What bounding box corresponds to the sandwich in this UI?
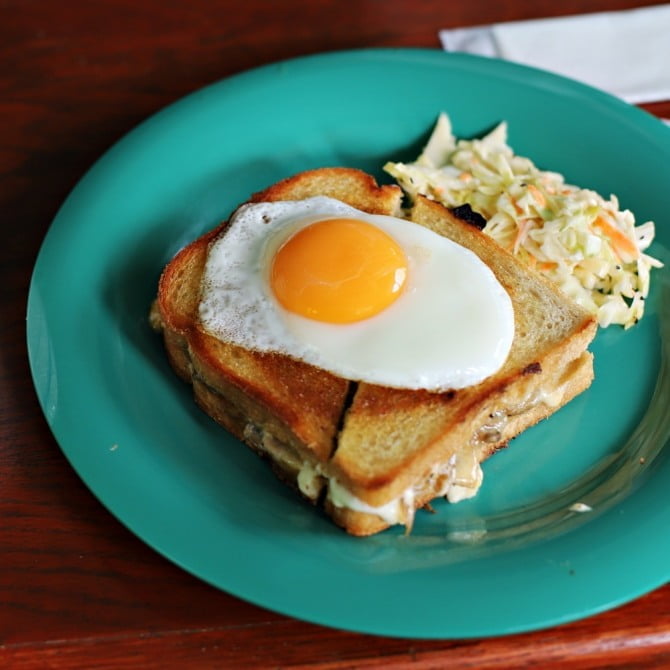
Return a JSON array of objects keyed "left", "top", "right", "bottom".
[{"left": 150, "top": 167, "right": 597, "bottom": 536}]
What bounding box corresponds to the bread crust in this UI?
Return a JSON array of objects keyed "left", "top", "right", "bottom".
[{"left": 152, "top": 167, "right": 597, "bottom": 536}]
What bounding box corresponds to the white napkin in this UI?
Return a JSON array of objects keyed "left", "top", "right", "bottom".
[{"left": 439, "top": 4, "right": 670, "bottom": 104}]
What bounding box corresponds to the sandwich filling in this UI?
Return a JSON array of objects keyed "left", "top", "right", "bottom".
[
  {"left": 324, "top": 450, "right": 484, "bottom": 527},
  {"left": 237, "top": 352, "right": 586, "bottom": 530}
]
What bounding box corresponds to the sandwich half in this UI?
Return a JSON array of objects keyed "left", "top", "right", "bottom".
[{"left": 151, "top": 167, "right": 597, "bottom": 536}]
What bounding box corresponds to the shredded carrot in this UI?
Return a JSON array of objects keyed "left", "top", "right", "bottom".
[
  {"left": 513, "top": 219, "right": 534, "bottom": 255},
  {"left": 458, "top": 171, "right": 472, "bottom": 182},
  {"left": 527, "top": 184, "right": 546, "bottom": 208},
  {"left": 592, "top": 215, "right": 639, "bottom": 260},
  {"left": 525, "top": 254, "right": 557, "bottom": 272}
]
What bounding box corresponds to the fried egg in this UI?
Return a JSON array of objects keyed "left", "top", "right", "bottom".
[{"left": 198, "top": 196, "right": 514, "bottom": 391}]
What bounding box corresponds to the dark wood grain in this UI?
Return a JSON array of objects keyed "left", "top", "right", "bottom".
[{"left": 2, "top": 1, "right": 669, "bottom": 667}]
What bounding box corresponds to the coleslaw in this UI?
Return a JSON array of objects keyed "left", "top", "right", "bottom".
[{"left": 384, "top": 113, "right": 663, "bottom": 328}]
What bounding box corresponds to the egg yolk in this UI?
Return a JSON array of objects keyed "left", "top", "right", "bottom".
[{"left": 270, "top": 218, "right": 408, "bottom": 324}]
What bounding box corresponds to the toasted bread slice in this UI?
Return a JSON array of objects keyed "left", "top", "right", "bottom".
[
  {"left": 152, "top": 167, "right": 597, "bottom": 536},
  {"left": 326, "top": 196, "right": 597, "bottom": 534},
  {"left": 153, "top": 169, "right": 401, "bottom": 490}
]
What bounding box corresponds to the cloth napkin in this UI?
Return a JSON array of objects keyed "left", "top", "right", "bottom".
[{"left": 439, "top": 4, "right": 670, "bottom": 104}]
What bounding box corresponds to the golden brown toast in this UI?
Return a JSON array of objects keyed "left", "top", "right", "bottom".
[{"left": 151, "top": 167, "right": 597, "bottom": 536}]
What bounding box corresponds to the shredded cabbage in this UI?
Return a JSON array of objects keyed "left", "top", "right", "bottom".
[{"left": 384, "top": 113, "right": 663, "bottom": 328}]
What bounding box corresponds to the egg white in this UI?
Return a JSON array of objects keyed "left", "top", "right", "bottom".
[{"left": 198, "top": 196, "right": 514, "bottom": 391}]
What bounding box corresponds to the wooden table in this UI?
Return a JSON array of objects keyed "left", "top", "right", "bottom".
[{"left": 3, "top": 1, "right": 669, "bottom": 667}]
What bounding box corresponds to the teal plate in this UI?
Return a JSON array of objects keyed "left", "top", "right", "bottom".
[{"left": 27, "top": 49, "right": 670, "bottom": 639}]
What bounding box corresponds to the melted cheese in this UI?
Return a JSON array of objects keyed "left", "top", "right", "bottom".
[{"left": 324, "top": 452, "right": 483, "bottom": 526}]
